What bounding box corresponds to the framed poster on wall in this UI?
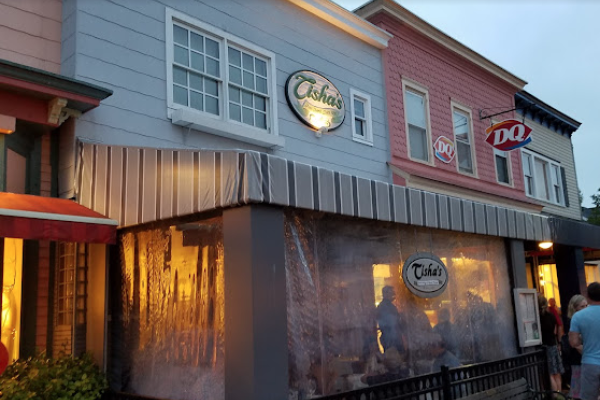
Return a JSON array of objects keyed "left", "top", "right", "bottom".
[{"left": 513, "top": 288, "right": 541, "bottom": 347}]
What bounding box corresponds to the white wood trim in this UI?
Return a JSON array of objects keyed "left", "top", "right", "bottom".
[
  {"left": 287, "top": 0, "right": 392, "bottom": 49},
  {"left": 402, "top": 78, "right": 434, "bottom": 166},
  {"left": 356, "top": 0, "right": 527, "bottom": 89},
  {"left": 450, "top": 101, "right": 478, "bottom": 178},
  {"left": 349, "top": 88, "right": 373, "bottom": 146}
]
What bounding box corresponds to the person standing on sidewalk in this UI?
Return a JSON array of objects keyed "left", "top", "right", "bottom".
[{"left": 569, "top": 282, "right": 600, "bottom": 400}]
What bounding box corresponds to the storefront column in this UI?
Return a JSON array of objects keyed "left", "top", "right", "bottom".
[
  {"left": 508, "top": 239, "right": 528, "bottom": 288},
  {"left": 554, "top": 244, "right": 586, "bottom": 309},
  {"left": 223, "top": 205, "right": 288, "bottom": 400}
]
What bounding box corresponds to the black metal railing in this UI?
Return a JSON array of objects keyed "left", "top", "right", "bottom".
[
  {"left": 101, "top": 350, "right": 548, "bottom": 400},
  {"left": 320, "top": 349, "right": 548, "bottom": 400}
]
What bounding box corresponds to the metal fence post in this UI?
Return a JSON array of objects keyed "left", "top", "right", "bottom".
[{"left": 441, "top": 365, "right": 452, "bottom": 400}]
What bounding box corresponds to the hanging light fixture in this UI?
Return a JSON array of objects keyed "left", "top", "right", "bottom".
[{"left": 538, "top": 241, "right": 553, "bottom": 250}]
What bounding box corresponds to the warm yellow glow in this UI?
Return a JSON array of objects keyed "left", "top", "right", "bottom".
[
  {"left": 372, "top": 264, "right": 391, "bottom": 307},
  {"left": 0, "top": 114, "right": 15, "bottom": 134},
  {"left": 540, "top": 263, "right": 560, "bottom": 307},
  {"left": 2, "top": 238, "right": 23, "bottom": 362},
  {"left": 538, "top": 241, "right": 553, "bottom": 250},
  {"left": 585, "top": 264, "right": 600, "bottom": 285},
  {"left": 308, "top": 112, "right": 330, "bottom": 129}
]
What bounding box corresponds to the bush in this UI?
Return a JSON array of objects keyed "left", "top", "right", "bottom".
[{"left": 0, "top": 352, "right": 108, "bottom": 400}]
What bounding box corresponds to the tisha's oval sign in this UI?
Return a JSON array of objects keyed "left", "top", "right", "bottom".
[
  {"left": 285, "top": 70, "right": 345, "bottom": 132},
  {"left": 402, "top": 252, "right": 448, "bottom": 298}
]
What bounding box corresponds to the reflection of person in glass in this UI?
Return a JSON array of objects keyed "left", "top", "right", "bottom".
[{"left": 376, "top": 286, "right": 406, "bottom": 354}]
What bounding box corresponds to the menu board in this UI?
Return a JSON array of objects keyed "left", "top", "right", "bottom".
[{"left": 513, "top": 289, "right": 541, "bottom": 347}]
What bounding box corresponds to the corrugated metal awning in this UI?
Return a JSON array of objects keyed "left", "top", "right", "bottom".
[{"left": 77, "top": 142, "right": 551, "bottom": 241}]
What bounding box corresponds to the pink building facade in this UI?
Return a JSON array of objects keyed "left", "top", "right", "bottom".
[{"left": 359, "top": 1, "right": 540, "bottom": 212}]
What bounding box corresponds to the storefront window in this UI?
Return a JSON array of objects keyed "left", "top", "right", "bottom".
[
  {"left": 1, "top": 238, "right": 23, "bottom": 363},
  {"left": 115, "top": 217, "right": 224, "bottom": 400},
  {"left": 285, "top": 211, "right": 517, "bottom": 397}
]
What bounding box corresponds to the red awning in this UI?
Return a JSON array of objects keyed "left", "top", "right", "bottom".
[{"left": 0, "top": 192, "right": 117, "bottom": 244}]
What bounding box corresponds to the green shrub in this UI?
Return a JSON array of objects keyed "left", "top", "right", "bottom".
[{"left": 0, "top": 352, "right": 108, "bottom": 400}]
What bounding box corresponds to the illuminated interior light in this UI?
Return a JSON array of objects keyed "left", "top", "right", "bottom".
[
  {"left": 538, "top": 241, "right": 553, "bottom": 250},
  {"left": 0, "top": 114, "right": 15, "bottom": 134}
]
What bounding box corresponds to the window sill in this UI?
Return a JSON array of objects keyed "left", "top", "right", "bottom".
[
  {"left": 525, "top": 194, "right": 565, "bottom": 208},
  {"left": 352, "top": 136, "right": 373, "bottom": 146},
  {"left": 170, "top": 107, "right": 285, "bottom": 149}
]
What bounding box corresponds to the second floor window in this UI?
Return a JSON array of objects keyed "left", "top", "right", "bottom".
[
  {"left": 350, "top": 89, "right": 373, "bottom": 145},
  {"left": 494, "top": 149, "right": 511, "bottom": 185},
  {"left": 521, "top": 150, "right": 564, "bottom": 206},
  {"left": 166, "top": 9, "right": 281, "bottom": 148},
  {"left": 452, "top": 108, "right": 475, "bottom": 175},
  {"left": 404, "top": 87, "right": 430, "bottom": 162}
]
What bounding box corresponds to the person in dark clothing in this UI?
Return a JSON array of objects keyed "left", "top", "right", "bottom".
[
  {"left": 539, "top": 294, "right": 565, "bottom": 393},
  {"left": 433, "top": 308, "right": 459, "bottom": 358},
  {"left": 376, "top": 286, "right": 406, "bottom": 354},
  {"left": 431, "top": 333, "right": 461, "bottom": 373}
]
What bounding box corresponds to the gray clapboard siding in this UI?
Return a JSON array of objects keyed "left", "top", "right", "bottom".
[{"left": 62, "top": 0, "right": 391, "bottom": 192}]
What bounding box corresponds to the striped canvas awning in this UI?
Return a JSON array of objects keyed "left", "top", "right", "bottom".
[
  {"left": 77, "top": 142, "right": 551, "bottom": 242},
  {"left": 0, "top": 192, "right": 117, "bottom": 244}
]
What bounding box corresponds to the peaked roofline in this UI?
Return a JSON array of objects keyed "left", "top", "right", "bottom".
[
  {"left": 354, "top": 0, "right": 527, "bottom": 90},
  {"left": 287, "top": 0, "right": 392, "bottom": 49}
]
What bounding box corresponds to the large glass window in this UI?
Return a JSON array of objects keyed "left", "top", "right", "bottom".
[
  {"left": 404, "top": 87, "right": 430, "bottom": 162},
  {"left": 286, "top": 211, "right": 516, "bottom": 397},
  {"left": 114, "top": 217, "right": 224, "bottom": 400},
  {"left": 452, "top": 108, "right": 474, "bottom": 174},
  {"left": 1, "top": 238, "right": 23, "bottom": 363},
  {"left": 522, "top": 149, "right": 564, "bottom": 205}
]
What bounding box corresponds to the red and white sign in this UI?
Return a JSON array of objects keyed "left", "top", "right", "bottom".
[
  {"left": 433, "top": 136, "right": 455, "bottom": 163},
  {"left": 485, "top": 120, "right": 532, "bottom": 151}
]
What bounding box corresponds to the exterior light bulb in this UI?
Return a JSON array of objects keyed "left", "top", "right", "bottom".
[
  {"left": 309, "top": 112, "right": 330, "bottom": 137},
  {"left": 538, "top": 241, "right": 553, "bottom": 250}
]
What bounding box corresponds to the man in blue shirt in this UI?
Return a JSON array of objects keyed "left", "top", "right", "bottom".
[{"left": 570, "top": 282, "right": 600, "bottom": 400}]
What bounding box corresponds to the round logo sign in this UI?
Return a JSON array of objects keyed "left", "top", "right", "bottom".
[
  {"left": 402, "top": 252, "right": 448, "bottom": 298},
  {"left": 285, "top": 70, "right": 345, "bottom": 132}
]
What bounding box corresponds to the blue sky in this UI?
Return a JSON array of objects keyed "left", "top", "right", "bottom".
[{"left": 335, "top": 0, "right": 600, "bottom": 208}]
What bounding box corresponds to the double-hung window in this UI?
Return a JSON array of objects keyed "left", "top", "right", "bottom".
[
  {"left": 403, "top": 81, "right": 431, "bottom": 163},
  {"left": 166, "top": 9, "right": 282, "bottom": 148},
  {"left": 494, "top": 149, "right": 512, "bottom": 185},
  {"left": 451, "top": 105, "right": 475, "bottom": 175},
  {"left": 350, "top": 89, "right": 373, "bottom": 145},
  {"left": 521, "top": 149, "right": 565, "bottom": 205}
]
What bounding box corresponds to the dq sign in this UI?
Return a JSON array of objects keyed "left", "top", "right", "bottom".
[
  {"left": 485, "top": 120, "right": 532, "bottom": 151},
  {"left": 402, "top": 252, "right": 449, "bottom": 298},
  {"left": 433, "top": 136, "right": 456, "bottom": 163},
  {"left": 285, "top": 70, "right": 345, "bottom": 132}
]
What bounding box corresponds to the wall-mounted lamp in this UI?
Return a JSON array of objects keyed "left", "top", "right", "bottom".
[
  {"left": 308, "top": 112, "right": 330, "bottom": 138},
  {"left": 0, "top": 115, "right": 15, "bottom": 134},
  {"left": 538, "top": 241, "right": 553, "bottom": 250}
]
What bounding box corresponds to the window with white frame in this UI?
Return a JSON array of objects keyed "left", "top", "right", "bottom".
[
  {"left": 403, "top": 84, "right": 431, "bottom": 162},
  {"left": 521, "top": 149, "right": 564, "bottom": 205},
  {"left": 350, "top": 89, "right": 373, "bottom": 145},
  {"left": 452, "top": 107, "right": 475, "bottom": 175},
  {"left": 166, "top": 10, "right": 280, "bottom": 147},
  {"left": 494, "top": 148, "right": 511, "bottom": 185}
]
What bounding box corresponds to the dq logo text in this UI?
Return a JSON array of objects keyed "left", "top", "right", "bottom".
[
  {"left": 433, "top": 136, "right": 456, "bottom": 163},
  {"left": 485, "top": 120, "right": 532, "bottom": 151}
]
